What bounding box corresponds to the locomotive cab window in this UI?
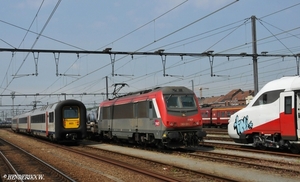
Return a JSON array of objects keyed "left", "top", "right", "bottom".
[
  {"left": 253, "top": 89, "right": 284, "bottom": 106},
  {"left": 63, "top": 106, "right": 79, "bottom": 118},
  {"left": 164, "top": 94, "right": 196, "bottom": 108}
]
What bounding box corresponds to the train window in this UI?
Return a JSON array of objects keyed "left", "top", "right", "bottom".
[
  {"left": 19, "top": 117, "right": 27, "bottom": 124},
  {"left": 227, "top": 112, "right": 231, "bottom": 117},
  {"left": 253, "top": 89, "right": 284, "bottom": 106},
  {"left": 49, "top": 112, "right": 54, "bottom": 123},
  {"left": 63, "top": 107, "right": 79, "bottom": 118},
  {"left": 284, "top": 96, "right": 292, "bottom": 114},
  {"left": 221, "top": 111, "right": 225, "bottom": 117},
  {"left": 31, "top": 114, "right": 45, "bottom": 123},
  {"left": 202, "top": 111, "right": 208, "bottom": 118}
]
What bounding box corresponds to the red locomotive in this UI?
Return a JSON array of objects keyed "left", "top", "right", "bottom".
[
  {"left": 97, "top": 86, "right": 206, "bottom": 148},
  {"left": 200, "top": 105, "right": 245, "bottom": 128}
]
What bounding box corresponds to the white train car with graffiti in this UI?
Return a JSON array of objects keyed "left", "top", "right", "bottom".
[{"left": 228, "top": 76, "right": 300, "bottom": 153}]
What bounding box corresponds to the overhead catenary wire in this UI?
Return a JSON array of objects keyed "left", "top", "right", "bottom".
[
  {"left": 29, "top": 0, "right": 241, "bottom": 103},
  {"left": 1, "top": 1, "right": 299, "bottom": 109},
  {"left": 0, "top": 0, "right": 45, "bottom": 92},
  {"left": 1, "top": 0, "right": 62, "bottom": 96}
]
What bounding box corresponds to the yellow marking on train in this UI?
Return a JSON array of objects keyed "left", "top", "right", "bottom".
[{"left": 63, "top": 118, "right": 80, "bottom": 129}]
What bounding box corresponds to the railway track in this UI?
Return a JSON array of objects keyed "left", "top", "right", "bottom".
[
  {"left": 73, "top": 141, "right": 241, "bottom": 182},
  {"left": 0, "top": 138, "right": 75, "bottom": 182},
  {"left": 204, "top": 141, "right": 300, "bottom": 157},
  {"left": 2, "top": 128, "right": 299, "bottom": 181},
  {"left": 1, "top": 129, "right": 238, "bottom": 181},
  {"left": 52, "top": 143, "right": 183, "bottom": 181},
  {"left": 187, "top": 150, "right": 300, "bottom": 178}
]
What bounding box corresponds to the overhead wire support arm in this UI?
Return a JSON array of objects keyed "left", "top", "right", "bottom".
[
  {"left": 208, "top": 55, "right": 215, "bottom": 77},
  {"left": 32, "top": 52, "right": 39, "bottom": 76},
  {"left": 161, "top": 55, "right": 167, "bottom": 77},
  {"left": 203, "top": 50, "right": 215, "bottom": 77},
  {"left": 296, "top": 54, "right": 300, "bottom": 76},
  {"left": 155, "top": 49, "right": 168, "bottom": 77},
  {"left": 53, "top": 52, "right": 60, "bottom": 76},
  {"left": 110, "top": 53, "right": 116, "bottom": 77}
]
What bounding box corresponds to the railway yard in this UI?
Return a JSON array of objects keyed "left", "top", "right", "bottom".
[{"left": 0, "top": 128, "right": 300, "bottom": 182}]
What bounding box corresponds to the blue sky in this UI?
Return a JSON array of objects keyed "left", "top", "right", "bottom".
[{"left": 0, "top": 0, "right": 299, "bottom": 114}]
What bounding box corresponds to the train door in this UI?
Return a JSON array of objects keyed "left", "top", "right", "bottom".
[
  {"left": 98, "top": 106, "right": 112, "bottom": 135},
  {"left": 45, "top": 111, "right": 49, "bottom": 136},
  {"left": 27, "top": 116, "right": 30, "bottom": 132},
  {"left": 296, "top": 92, "right": 300, "bottom": 140},
  {"left": 279, "top": 91, "right": 297, "bottom": 140}
]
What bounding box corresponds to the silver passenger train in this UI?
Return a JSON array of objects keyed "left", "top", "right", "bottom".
[{"left": 11, "top": 99, "right": 87, "bottom": 142}]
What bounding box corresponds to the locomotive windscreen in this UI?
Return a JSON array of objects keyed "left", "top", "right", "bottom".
[
  {"left": 164, "top": 94, "right": 196, "bottom": 108},
  {"left": 63, "top": 106, "right": 79, "bottom": 118}
]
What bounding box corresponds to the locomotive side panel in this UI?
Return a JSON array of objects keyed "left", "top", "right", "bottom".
[
  {"left": 98, "top": 106, "right": 112, "bottom": 138},
  {"left": 111, "top": 102, "right": 136, "bottom": 139},
  {"left": 136, "top": 99, "right": 162, "bottom": 134}
]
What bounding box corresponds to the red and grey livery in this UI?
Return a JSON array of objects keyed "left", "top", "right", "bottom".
[
  {"left": 228, "top": 76, "right": 300, "bottom": 153},
  {"left": 97, "top": 86, "right": 206, "bottom": 148}
]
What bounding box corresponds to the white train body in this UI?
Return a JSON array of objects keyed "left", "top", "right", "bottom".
[{"left": 228, "top": 76, "right": 300, "bottom": 153}]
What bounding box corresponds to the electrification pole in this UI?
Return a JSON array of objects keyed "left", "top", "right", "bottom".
[
  {"left": 252, "top": 15, "right": 258, "bottom": 95},
  {"left": 106, "top": 76, "right": 108, "bottom": 100},
  {"left": 11, "top": 92, "right": 15, "bottom": 116}
]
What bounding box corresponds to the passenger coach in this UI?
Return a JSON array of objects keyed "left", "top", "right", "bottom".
[
  {"left": 201, "top": 105, "right": 244, "bottom": 128},
  {"left": 11, "top": 99, "right": 87, "bottom": 142},
  {"left": 97, "top": 86, "right": 207, "bottom": 148}
]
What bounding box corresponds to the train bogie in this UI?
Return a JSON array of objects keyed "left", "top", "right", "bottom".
[{"left": 228, "top": 76, "right": 300, "bottom": 153}]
